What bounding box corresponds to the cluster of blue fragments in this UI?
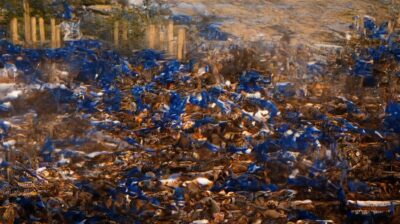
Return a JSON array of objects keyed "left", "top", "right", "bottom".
[{"left": 0, "top": 14, "right": 399, "bottom": 223}]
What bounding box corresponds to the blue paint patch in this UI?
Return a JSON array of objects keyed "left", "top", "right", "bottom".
[{"left": 199, "top": 24, "right": 229, "bottom": 41}]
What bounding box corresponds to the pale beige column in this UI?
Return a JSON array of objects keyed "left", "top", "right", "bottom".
[
  {"left": 122, "top": 21, "right": 128, "bottom": 43},
  {"left": 39, "top": 17, "right": 46, "bottom": 45},
  {"left": 168, "top": 20, "right": 174, "bottom": 55},
  {"left": 388, "top": 20, "right": 394, "bottom": 34},
  {"left": 10, "top": 18, "right": 19, "bottom": 44},
  {"left": 359, "top": 16, "right": 365, "bottom": 35},
  {"left": 31, "top": 17, "right": 37, "bottom": 45},
  {"left": 177, "top": 28, "right": 186, "bottom": 60},
  {"left": 51, "top": 18, "right": 56, "bottom": 48},
  {"left": 114, "top": 21, "right": 119, "bottom": 46},
  {"left": 148, "top": 24, "right": 156, "bottom": 49},
  {"left": 23, "top": 0, "right": 31, "bottom": 45},
  {"left": 55, "top": 25, "right": 61, "bottom": 48},
  {"left": 159, "top": 27, "right": 165, "bottom": 51}
]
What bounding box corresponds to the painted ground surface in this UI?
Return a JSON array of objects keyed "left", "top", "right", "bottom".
[
  {"left": 168, "top": 0, "right": 392, "bottom": 44},
  {"left": 0, "top": 1, "right": 399, "bottom": 223}
]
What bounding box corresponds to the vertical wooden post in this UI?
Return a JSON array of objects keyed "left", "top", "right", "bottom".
[
  {"left": 168, "top": 20, "right": 174, "bottom": 55},
  {"left": 23, "top": 0, "right": 31, "bottom": 45},
  {"left": 10, "top": 18, "right": 19, "bottom": 44},
  {"left": 31, "top": 17, "right": 37, "bottom": 45},
  {"left": 114, "top": 21, "right": 119, "bottom": 46},
  {"left": 51, "top": 18, "right": 56, "bottom": 48},
  {"left": 122, "top": 21, "right": 128, "bottom": 43},
  {"left": 177, "top": 28, "right": 186, "bottom": 60},
  {"left": 39, "top": 17, "right": 45, "bottom": 45},
  {"left": 55, "top": 25, "right": 61, "bottom": 48}
]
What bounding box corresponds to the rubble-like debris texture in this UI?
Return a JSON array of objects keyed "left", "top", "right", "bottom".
[{"left": 0, "top": 15, "right": 400, "bottom": 224}]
